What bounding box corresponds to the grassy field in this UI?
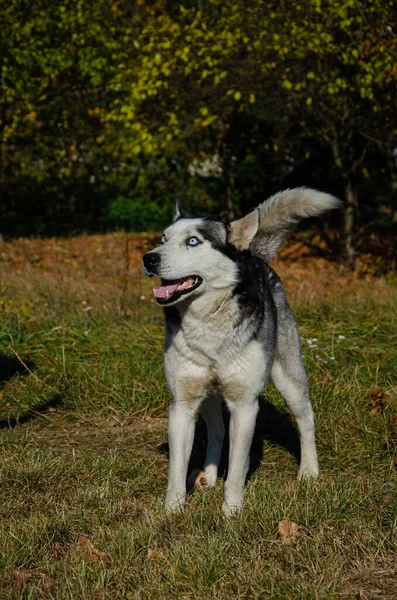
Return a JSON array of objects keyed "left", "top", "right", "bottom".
[{"left": 0, "top": 232, "right": 396, "bottom": 599}]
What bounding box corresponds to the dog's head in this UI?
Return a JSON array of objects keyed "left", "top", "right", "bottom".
[{"left": 143, "top": 200, "right": 251, "bottom": 306}]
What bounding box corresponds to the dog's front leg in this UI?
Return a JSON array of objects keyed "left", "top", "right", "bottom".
[
  {"left": 223, "top": 396, "right": 259, "bottom": 515},
  {"left": 165, "top": 398, "right": 198, "bottom": 513},
  {"left": 164, "top": 345, "right": 208, "bottom": 512}
]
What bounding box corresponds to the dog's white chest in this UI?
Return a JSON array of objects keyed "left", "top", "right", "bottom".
[{"left": 172, "top": 300, "right": 243, "bottom": 364}]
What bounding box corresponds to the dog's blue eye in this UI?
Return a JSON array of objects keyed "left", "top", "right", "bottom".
[
  {"left": 187, "top": 236, "right": 200, "bottom": 246},
  {"left": 160, "top": 235, "right": 166, "bottom": 245}
]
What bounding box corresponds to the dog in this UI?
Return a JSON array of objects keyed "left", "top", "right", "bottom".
[{"left": 143, "top": 188, "right": 340, "bottom": 515}]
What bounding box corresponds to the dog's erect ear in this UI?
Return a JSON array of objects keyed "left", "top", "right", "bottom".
[
  {"left": 174, "top": 199, "right": 193, "bottom": 221},
  {"left": 227, "top": 209, "right": 259, "bottom": 250}
]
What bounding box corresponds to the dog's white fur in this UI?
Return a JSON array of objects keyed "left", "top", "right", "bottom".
[{"left": 143, "top": 188, "right": 340, "bottom": 514}]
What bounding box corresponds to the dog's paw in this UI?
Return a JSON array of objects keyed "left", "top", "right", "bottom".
[
  {"left": 298, "top": 465, "right": 320, "bottom": 480},
  {"left": 203, "top": 465, "right": 218, "bottom": 487},
  {"left": 222, "top": 500, "right": 243, "bottom": 517},
  {"left": 187, "top": 469, "right": 208, "bottom": 491},
  {"left": 223, "top": 483, "right": 244, "bottom": 516},
  {"left": 165, "top": 490, "right": 186, "bottom": 513},
  {"left": 187, "top": 467, "right": 218, "bottom": 491}
]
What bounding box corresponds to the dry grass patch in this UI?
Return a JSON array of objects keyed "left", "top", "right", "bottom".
[{"left": 0, "top": 232, "right": 396, "bottom": 598}]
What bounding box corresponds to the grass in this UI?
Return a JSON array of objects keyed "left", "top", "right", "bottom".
[{"left": 0, "top": 232, "right": 396, "bottom": 599}]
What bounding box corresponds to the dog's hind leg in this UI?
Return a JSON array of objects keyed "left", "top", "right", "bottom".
[
  {"left": 200, "top": 395, "right": 225, "bottom": 487},
  {"left": 271, "top": 314, "right": 319, "bottom": 478}
]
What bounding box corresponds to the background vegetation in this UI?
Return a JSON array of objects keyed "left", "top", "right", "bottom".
[{"left": 1, "top": 0, "right": 396, "bottom": 266}]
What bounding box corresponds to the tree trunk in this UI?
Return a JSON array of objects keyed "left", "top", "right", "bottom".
[
  {"left": 221, "top": 146, "right": 235, "bottom": 221},
  {"left": 389, "top": 168, "right": 397, "bottom": 230},
  {"left": 226, "top": 184, "right": 234, "bottom": 221},
  {"left": 344, "top": 181, "right": 357, "bottom": 271}
]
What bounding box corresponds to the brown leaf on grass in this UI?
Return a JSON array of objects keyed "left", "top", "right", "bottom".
[
  {"left": 42, "top": 575, "right": 56, "bottom": 594},
  {"left": 53, "top": 541, "right": 65, "bottom": 559},
  {"left": 369, "top": 386, "right": 387, "bottom": 415},
  {"left": 187, "top": 469, "right": 208, "bottom": 491},
  {"left": 77, "top": 534, "right": 108, "bottom": 562},
  {"left": 14, "top": 570, "right": 40, "bottom": 584},
  {"left": 147, "top": 548, "right": 164, "bottom": 563},
  {"left": 278, "top": 520, "right": 300, "bottom": 543},
  {"left": 14, "top": 570, "right": 55, "bottom": 593}
]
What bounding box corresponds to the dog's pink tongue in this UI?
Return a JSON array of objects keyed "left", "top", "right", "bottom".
[{"left": 153, "top": 282, "right": 179, "bottom": 299}]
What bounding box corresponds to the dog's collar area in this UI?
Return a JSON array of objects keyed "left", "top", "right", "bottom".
[{"left": 153, "top": 275, "right": 202, "bottom": 304}]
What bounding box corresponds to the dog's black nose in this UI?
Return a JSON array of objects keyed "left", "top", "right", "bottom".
[{"left": 143, "top": 252, "right": 161, "bottom": 271}]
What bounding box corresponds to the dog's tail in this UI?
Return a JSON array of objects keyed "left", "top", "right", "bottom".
[{"left": 228, "top": 187, "right": 341, "bottom": 261}]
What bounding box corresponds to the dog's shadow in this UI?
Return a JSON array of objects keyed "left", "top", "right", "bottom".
[
  {"left": 0, "top": 351, "right": 64, "bottom": 429},
  {"left": 0, "top": 351, "right": 35, "bottom": 386},
  {"left": 158, "top": 396, "right": 300, "bottom": 485}
]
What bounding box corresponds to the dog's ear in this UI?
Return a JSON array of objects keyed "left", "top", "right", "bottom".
[
  {"left": 227, "top": 209, "right": 259, "bottom": 250},
  {"left": 174, "top": 199, "right": 193, "bottom": 221}
]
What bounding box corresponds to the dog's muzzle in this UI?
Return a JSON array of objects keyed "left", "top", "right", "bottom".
[{"left": 143, "top": 251, "right": 161, "bottom": 276}]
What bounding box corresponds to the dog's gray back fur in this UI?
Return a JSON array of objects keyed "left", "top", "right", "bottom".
[{"left": 143, "top": 188, "right": 340, "bottom": 514}]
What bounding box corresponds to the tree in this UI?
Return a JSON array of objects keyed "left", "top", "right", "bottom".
[
  {"left": 0, "top": 0, "right": 138, "bottom": 230},
  {"left": 1, "top": 0, "right": 395, "bottom": 245},
  {"left": 105, "top": 1, "right": 280, "bottom": 217},
  {"left": 107, "top": 0, "right": 396, "bottom": 262},
  {"left": 266, "top": 0, "right": 397, "bottom": 268}
]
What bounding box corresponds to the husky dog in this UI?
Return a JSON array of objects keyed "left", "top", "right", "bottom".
[{"left": 143, "top": 188, "right": 339, "bottom": 515}]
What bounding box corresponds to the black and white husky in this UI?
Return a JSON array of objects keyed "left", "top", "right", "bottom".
[{"left": 143, "top": 188, "right": 339, "bottom": 515}]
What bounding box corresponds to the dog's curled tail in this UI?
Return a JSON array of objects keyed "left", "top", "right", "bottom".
[{"left": 228, "top": 187, "right": 341, "bottom": 261}]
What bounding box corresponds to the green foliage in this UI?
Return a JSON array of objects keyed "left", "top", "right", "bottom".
[
  {"left": 110, "top": 0, "right": 396, "bottom": 192},
  {"left": 103, "top": 156, "right": 220, "bottom": 230},
  {"left": 1, "top": 0, "right": 396, "bottom": 235},
  {"left": 105, "top": 196, "right": 173, "bottom": 231}
]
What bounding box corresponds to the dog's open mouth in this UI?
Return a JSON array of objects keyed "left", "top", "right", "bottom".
[{"left": 153, "top": 276, "right": 202, "bottom": 304}]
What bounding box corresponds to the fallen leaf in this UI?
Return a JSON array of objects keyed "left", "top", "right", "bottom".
[
  {"left": 147, "top": 548, "right": 164, "bottom": 563},
  {"left": 53, "top": 541, "right": 64, "bottom": 559},
  {"left": 77, "top": 533, "right": 91, "bottom": 550},
  {"left": 14, "top": 570, "right": 55, "bottom": 593},
  {"left": 369, "top": 386, "right": 387, "bottom": 415},
  {"left": 77, "top": 534, "right": 108, "bottom": 561},
  {"left": 42, "top": 575, "right": 56, "bottom": 594},
  {"left": 278, "top": 519, "right": 300, "bottom": 543},
  {"left": 14, "top": 570, "right": 40, "bottom": 584}
]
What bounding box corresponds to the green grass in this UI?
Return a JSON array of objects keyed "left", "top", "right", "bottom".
[{"left": 0, "top": 251, "right": 396, "bottom": 599}]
